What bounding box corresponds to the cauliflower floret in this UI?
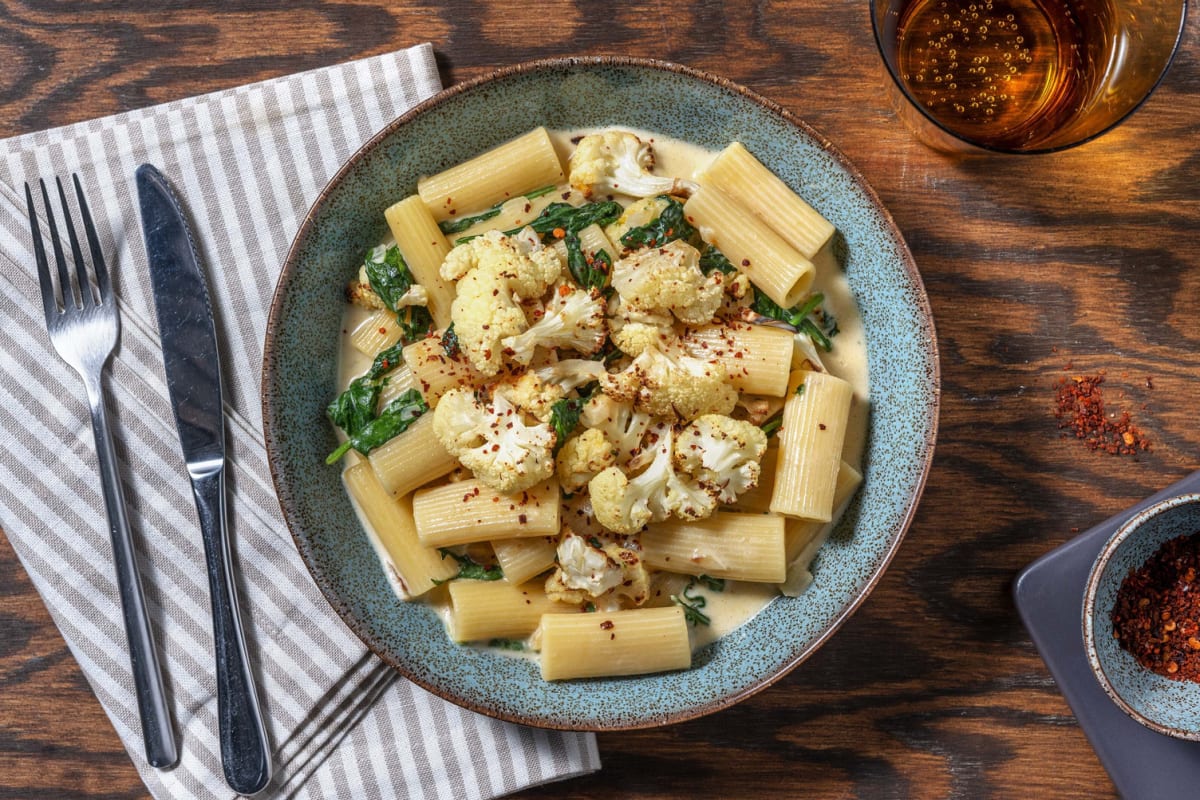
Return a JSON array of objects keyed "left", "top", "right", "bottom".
[
  {"left": 493, "top": 372, "right": 564, "bottom": 423},
  {"left": 556, "top": 428, "right": 617, "bottom": 493},
  {"left": 602, "top": 342, "right": 737, "bottom": 422},
  {"left": 567, "top": 132, "right": 697, "bottom": 200},
  {"left": 588, "top": 425, "right": 717, "bottom": 534},
  {"left": 347, "top": 263, "right": 429, "bottom": 311},
  {"left": 612, "top": 240, "right": 724, "bottom": 327},
  {"left": 501, "top": 285, "right": 606, "bottom": 365},
  {"left": 431, "top": 388, "right": 555, "bottom": 493},
  {"left": 580, "top": 392, "right": 653, "bottom": 467},
  {"left": 544, "top": 531, "right": 649, "bottom": 608},
  {"left": 535, "top": 358, "right": 607, "bottom": 393},
  {"left": 440, "top": 230, "right": 561, "bottom": 375},
  {"left": 675, "top": 414, "right": 768, "bottom": 503}
]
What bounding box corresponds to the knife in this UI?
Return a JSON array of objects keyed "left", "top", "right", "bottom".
[{"left": 136, "top": 163, "right": 273, "bottom": 796}]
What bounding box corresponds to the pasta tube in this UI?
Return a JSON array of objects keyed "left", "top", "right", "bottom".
[
  {"left": 418, "top": 128, "right": 565, "bottom": 221},
  {"left": 769, "top": 370, "right": 853, "bottom": 522},
  {"left": 411, "top": 479, "right": 560, "bottom": 547},
  {"left": 367, "top": 413, "right": 458, "bottom": 497},
  {"left": 684, "top": 185, "right": 814, "bottom": 309},
  {"left": 641, "top": 512, "right": 786, "bottom": 583},
  {"left": 698, "top": 142, "right": 835, "bottom": 259},
  {"left": 681, "top": 322, "right": 794, "bottom": 397},
  {"left": 342, "top": 462, "right": 457, "bottom": 597},
  {"left": 384, "top": 196, "right": 455, "bottom": 329},
  {"left": 537, "top": 606, "right": 692, "bottom": 681},
  {"left": 491, "top": 536, "right": 558, "bottom": 586},
  {"left": 448, "top": 579, "right": 574, "bottom": 642}
]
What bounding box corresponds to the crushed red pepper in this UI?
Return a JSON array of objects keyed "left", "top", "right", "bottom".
[
  {"left": 1112, "top": 532, "right": 1200, "bottom": 682},
  {"left": 1053, "top": 372, "right": 1150, "bottom": 455}
]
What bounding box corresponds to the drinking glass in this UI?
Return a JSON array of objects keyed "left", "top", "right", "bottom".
[{"left": 870, "top": 0, "right": 1187, "bottom": 153}]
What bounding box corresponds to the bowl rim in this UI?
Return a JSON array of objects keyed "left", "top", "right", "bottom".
[
  {"left": 261, "top": 55, "right": 940, "bottom": 729},
  {"left": 1082, "top": 492, "right": 1200, "bottom": 741}
]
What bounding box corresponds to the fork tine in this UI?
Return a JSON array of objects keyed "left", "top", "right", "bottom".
[
  {"left": 56, "top": 176, "right": 94, "bottom": 307},
  {"left": 39, "top": 179, "right": 77, "bottom": 309},
  {"left": 73, "top": 174, "right": 111, "bottom": 302},
  {"left": 25, "top": 182, "right": 60, "bottom": 322}
]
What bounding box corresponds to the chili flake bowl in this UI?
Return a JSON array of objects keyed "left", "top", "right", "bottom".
[
  {"left": 1084, "top": 493, "right": 1200, "bottom": 740},
  {"left": 262, "top": 57, "right": 939, "bottom": 730}
]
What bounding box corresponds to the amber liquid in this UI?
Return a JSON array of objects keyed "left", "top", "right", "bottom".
[{"left": 894, "top": 0, "right": 1113, "bottom": 150}]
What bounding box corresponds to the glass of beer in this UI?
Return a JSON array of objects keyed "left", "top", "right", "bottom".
[{"left": 870, "top": 0, "right": 1186, "bottom": 153}]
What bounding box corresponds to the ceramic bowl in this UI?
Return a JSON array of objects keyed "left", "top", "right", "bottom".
[
  {"left": 1084, "top": 493, "right": 1200, "bottom": 739},
  {"left": 262, "top": 57, "right": 940, "bottom": 730}
]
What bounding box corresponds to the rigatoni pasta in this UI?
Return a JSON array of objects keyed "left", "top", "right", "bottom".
[
  {"left": 326, "top": 126, "right": 869, "bottom": 683},
  {"left": 684, "top": 184, "right": 815, "bottom": 309},
  {"left": 418, "top": 127, "right": 565, "bottom": 221},
  {"left": 698, "top": 142, "right": 835, "bottom": 260}
]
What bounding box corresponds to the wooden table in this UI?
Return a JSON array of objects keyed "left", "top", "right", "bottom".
[{"left": 2, "top": 2, "right": 1197, "bottom": 797}]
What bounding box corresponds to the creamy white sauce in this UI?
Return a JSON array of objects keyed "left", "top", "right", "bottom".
[{"left": 336, "top": 127, "right": 871, "bottom": 656}]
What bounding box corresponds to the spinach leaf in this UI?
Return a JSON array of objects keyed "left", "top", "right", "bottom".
[
  {"left": 699, "top": 246, "right": 737, "bottom": 275},
  {"left": 366, "top": 341, "right": 406, "bottom": 381},
  {"left": 440, "top": 323, "right": 461, "bottom": 358},
  {"left": 565, "top": 230, "right": 611, "bottom": 292},
  {"left": 433, "top": 549, "right": 504, "bottom": 584},
  {"left": 437, "top": 185, "right": 556, "bottom": 235},
  {"left": 549, "top": 396, "right": 586, "bottom": 455},
  {"left": 326, "top": 377, "right": 382, "bottom": 440},
  {"left": 619, "top": 196, "right": 696, "bottom": 250},
  {"left": 751, "top": 290, "right": 837, "bottom": 351},
  {"left": 398, "top": 305, "right": 434, "bottom": 344},
  {"left": 363, "top": 245, "right": 416, "bottom": 313},
  {"left": 326, "top": 388, "right": 428, "bottom": 464}
]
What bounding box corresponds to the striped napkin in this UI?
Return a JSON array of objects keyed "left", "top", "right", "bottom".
[{"left": 0, "top": 43, "right": 599, "bottom": 799}]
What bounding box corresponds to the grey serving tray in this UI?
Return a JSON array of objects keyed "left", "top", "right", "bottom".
[{"left": 1014, "top": 470, "right": 1200, "bottom": 797}]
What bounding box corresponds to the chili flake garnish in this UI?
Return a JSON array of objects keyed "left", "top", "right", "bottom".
[
  {"left": 1053, "top": 372, "right": 1150, "bottom": 455},
  {"left": 1112, "top": 531, "right": 1200, "bottom": 682}
]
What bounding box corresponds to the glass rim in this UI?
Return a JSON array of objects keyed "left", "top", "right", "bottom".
[{"left": 868, "top": 0, "right": 1190, "bottom": 154}]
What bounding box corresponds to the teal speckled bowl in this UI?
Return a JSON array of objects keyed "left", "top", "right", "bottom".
[
  {"left": 1085, "top": 494, "right": 1200, "bottom": 740},
  {"left": 262, "top": 57, "right": 939, "bottom": 730}
]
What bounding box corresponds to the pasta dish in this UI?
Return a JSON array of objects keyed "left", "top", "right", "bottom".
[{"left": 327, "top": 127, "right": 868, "bottom": 681}]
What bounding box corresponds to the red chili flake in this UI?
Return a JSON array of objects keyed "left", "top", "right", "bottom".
[
  {"left": 448, "top": 209, "right": 457, "bottom": 216},
  {"left": 518, "top": 513, "right": 528, "bottom": 524},
  {"left": 1113, "top": 532, "right": 1200, "bottom": 682},
  {"left": 741, "top": 258, "right": 750, "bottom": 267},
  {"left": 819, "top": 423, "right": 827, "bottom": 430},
  {"left": 378, "top": 327, "right": 387, "bottom": 335},
  {"left": 600, "top": 620, "right": 614, "bottom": 630},
  {"left": 1053, "top": 372, "right": 1150, "bottom": 455}
]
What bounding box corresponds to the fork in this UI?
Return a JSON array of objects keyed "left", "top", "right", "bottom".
[{"left": 26, "top": 175, "right": 178, "bottom": 770}]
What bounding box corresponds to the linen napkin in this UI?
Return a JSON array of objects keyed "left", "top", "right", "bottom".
[{"left": 0, "top": 43, "right": 600, "bottom": 799}]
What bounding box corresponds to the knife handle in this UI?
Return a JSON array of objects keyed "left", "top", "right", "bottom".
[
  {"left": 191, "top": 465, "right": 273, "bottom": 795},
  {"left": 86, "top": 379, "right": 178, "bottom": 769}
]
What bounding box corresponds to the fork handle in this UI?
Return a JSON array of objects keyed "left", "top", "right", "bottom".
[
  {"left": 190, "top": 464, "right": 272, "bottom": 795},
  {"left": 85, "top": 379, "right": 178, "bottom": 769}
]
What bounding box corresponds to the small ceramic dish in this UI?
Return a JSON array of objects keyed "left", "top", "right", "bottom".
[
  {"left": 1084, "top": 493, "right": 1200, "bottom": 740},
  {"left": 262, "top": 57, "right": 940, "bottom": 730}
]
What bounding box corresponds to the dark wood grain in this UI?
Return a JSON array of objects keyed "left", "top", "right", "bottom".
[{"left": 2, "top": 1, "right": 1198, "bottom": 797}]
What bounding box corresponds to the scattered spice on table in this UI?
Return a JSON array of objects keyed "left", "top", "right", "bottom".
[
  {"left": 1053, "top": 372, "right": 1150, "bottom": 455},
  {"left": 1111, "top": 531, "right": 1200, "bottom": 682}
]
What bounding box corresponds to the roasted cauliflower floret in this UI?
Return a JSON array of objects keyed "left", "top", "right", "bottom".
[
  {"left": 556, "top": 428, "right": 617, "bottom": 493},
  {"left": 675, "top": 414, "right": 768, "bottom": 503},
  {"left": 431, "top": 387, "right": 555, "bottom": 493},
  {"left": 567, "top": 131, "right": 697, "bottom": 200},
  {"left": 493, "top": 372, "right": 564, "bottom": 424},
  {"left": 439, "top": 230, "right": 561, "bottom": 375},
  {"left": 580, "top": 392, "right": 653, "bottom": 467},
  {"left": 544, "top": 531, "right": 649, "bottom": 608},
  {"left": 588, "top": 425, "right": 716, "bottom": 534},
  {"left": 611, "top": 240, "right": 724, "bottom": 327},
  {"left": 536, "top": 358, "right": 608, "bottom": 393},
  {"left": 501, "top": 285, "right": 606, "bottom": 365},
  {"left": 602, "top": 342, "right": 737, "bottom": 422}
]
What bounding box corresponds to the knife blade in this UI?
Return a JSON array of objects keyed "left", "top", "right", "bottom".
[{"left": 136, "top": 163, "right": 273, "bottom": 796}]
